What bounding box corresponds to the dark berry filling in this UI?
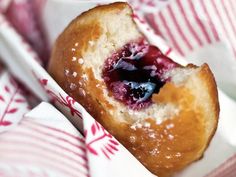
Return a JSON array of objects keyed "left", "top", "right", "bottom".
[{"left": 102, "top": 41, "right": 180, "bottom": 110}]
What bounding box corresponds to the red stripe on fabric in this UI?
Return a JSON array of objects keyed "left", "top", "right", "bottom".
[
  {"left": 0, "top": 146, "right": 88, "bottom": 177},
  {"left": 188, "top": 0, "right": 212, "bottom": 44},
  {"left": 145, "top": 13, "right": 162, "bottom": 35},
  {"left": 24, "top": 119, "right": 85, "bottom": 143},
  {"left": 167, "top": 5, "right": 193, "bottom": 50},
  {"left": 206, "top": 154, "right": 236, "bottom": 177},
  {"left": 21, "top": 123, "right": 86, "bottom": 154},
  {"left": 0, "top": 138, "right": 88, "bottom": 170},
  {"left": 101, "top": 148, "right": 110, "bottom": 159},
  {"left": 211, "top": 0, "right": 236, "bottom": 58},
  {"left": 0, "top": 86, "right": 19, "bottom": 124},
  {"left": 221, "top": 0, "right": 236, "bottom": 40},
  {"left": 1, "top": 149, "right": 88, "bottom": 177},
  {"left": 3, "top": 159, "right": 75, "bottom": 177},
  {"left": 158, "top": 11, "right": 184, "bottom": 56},
  {"left": 105, "top": 146, "right": 114, "bottom": 155},
  {"left": 199, "top": 0, "right": 219, "bottom": 41},
  {"left": 222, "top": 165, "right": 236, "bottom": 177},
  {"left": 9, "top": 130, "right": 88, "bottom": 163},
  {"left": 21, "top": 122, "right": 87, "bottom": 154},
  {"left": 165, "top": 48, "right": 172, "bottom": 56},
  {"left": 176, "top": 0, "right": 203, "bottom": 46},
  {"left": 228, "top": 0, "right": 236, "bottom": 19},
  {"left": 216, "top": 155, "right": 236, "bottom": 177}
]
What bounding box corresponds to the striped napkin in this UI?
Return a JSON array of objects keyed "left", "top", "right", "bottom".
[
  {"left": 143, "top": 0, "right": 236, "bottom": 100},
  {"left": 0, "top": 102, "right": 88, "bottom": 177},
  {"left": 0, "top": 0, "right": 236, "bottom": 177}
]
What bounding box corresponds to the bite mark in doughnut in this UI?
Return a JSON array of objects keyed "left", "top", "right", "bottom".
[{"left": 102, "top": 40, "right": 180, "bottom": 110}]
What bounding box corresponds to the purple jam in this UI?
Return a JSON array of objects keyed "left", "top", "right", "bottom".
[{"left": 102, "top": 41, "right": 180, "bottom": 110}]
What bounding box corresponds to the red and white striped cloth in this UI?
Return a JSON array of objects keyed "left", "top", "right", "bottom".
[
  {"left": 143, "top": 0, "right": 236, "bottom": 100},
  {"left": 0, "top": 102, "right": 88, "bottom": 177},
  {"left": 205, "top": 154, "right": 236, "bottom": 177},
  {"left": 145, "top": 0, "right": 236, "bottom": 56}
]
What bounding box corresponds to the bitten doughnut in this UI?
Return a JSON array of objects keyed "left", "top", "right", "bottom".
[{"left": 48, "top": 2, "right": 219, "bottom": 177}]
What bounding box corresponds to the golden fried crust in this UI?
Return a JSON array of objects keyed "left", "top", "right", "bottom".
[
  {"left": 197, "top": 64, "right": 219, "bottom": 149},
  {"left": 150, "top": 64, "right": 219, "bottom": 176},
  {"left": 48, "top": 2, "right": 219, "bottom": 177}
]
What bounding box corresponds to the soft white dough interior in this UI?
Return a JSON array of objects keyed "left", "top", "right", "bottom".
[
  {"left": 82, "top": 7, "right": 142, "bottom": 81},
  {"left": 164, "top": 67, "right": 197, "bottom": 84},
  {"left": 80, "top": 6, "right": 196, "bottom": 125}
]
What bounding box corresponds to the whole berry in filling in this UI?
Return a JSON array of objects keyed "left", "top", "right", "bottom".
[{"left": 102, "top": 41, "right": 180, "bottom": 110}]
